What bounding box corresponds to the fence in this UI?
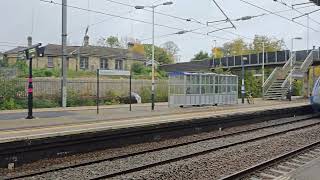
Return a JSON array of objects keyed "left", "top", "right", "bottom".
[{"left": 0, "top": 78, "right": 168, "bottom": 98}]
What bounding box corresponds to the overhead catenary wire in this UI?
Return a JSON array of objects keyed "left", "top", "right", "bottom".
[
  {"left": 140, "top": 27, "right": 233, "bottom": 42},
  {"left": 105, "top": 0, "right": 315, "bottom": 36},
  {"left": 274, "top": 0, "right": 320, "bottom": 26},
  {"left": 40, "top": 0, "right": 230, "bottom": 40},
  {"left": 239, "top": 0, "right": 319, "bottom": 32},
  {"left": 210, "top": 0, "right": 236, "bottom": 29},
  {"left": 104, "top": 0, "right": 206, "bottom": 25}
]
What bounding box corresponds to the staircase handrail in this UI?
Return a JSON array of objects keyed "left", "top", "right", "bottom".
[
  {"left": 262, "top": 67, "right": 279, "bottom": 95},
  {"left": 281, "top": 71, "right": 291, "bottom": 88},
  {"left": 282, "top": 53, "right": 295, "bottom": 74},
  {"left": 300, "top": 50, "right": 315, "bottom": 73}
]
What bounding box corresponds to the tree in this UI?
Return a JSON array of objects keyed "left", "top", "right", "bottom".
[
  {"left": 212, "top": 47, "right": 224, "bottom": 58},
  {"left": 192, "top": 51, "right": 209, "bottom": 61},
  {"left": 250, "top": 35, "right": 284, "bottom": 53},
  {"left": 96, "top": 36, "right": 122, "bottom": 48},
  {"left": 130, "top": 43, "right": 145, "bottom": 55},
  {"left": 162, "top": 41, "right": 179, "bottom": 56},
  {"left": 106, "top": 36, "right": 121, "bottom": 48},
  {"left": 222, "top": 38, "right": 249, "bottom": 56},
  {"left": 143, "top": 44, "right": 174, "bottom": 64}
]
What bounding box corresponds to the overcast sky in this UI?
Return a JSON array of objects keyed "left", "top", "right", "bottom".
[{"left": 1, "top": 0, "right": 320, "bottom": 61}]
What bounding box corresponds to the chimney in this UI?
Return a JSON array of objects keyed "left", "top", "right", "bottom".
[
  {"left": 127, "top": 42, "right": 135, "bottom": 49},
  {"left": 84, "top": 35, "right": 89, "bottom": 46},
  {"left": 27, "top": 36, "right": 32, "bottom": 47}
]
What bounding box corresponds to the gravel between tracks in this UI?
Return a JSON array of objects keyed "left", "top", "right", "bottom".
[
  {"left": 117, "top": 122, "right": 320, "bottom": 180},
  {"left": 1, "top": 115, "right": 309, "bottom": 178},
  {"left": 7, "top": 116, "right": 319, "bottom": 180}
]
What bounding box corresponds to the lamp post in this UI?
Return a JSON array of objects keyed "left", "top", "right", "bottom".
[
  {"left": 241, "top": 56, "right": 248, "bottom": 104},
  {"left": 135, "top": 1, "right": 173, "bottom": 111},
  {"left": 289, "top": 37, "right": 303, "bottom": 101},
  {"left": 262, "top": 42, "right": 265, "bottom": 99}
]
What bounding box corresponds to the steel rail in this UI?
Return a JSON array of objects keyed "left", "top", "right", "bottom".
[
  {"left": 88, "top": 119, "right": 320, "bottom": 179},
  {"left": 6, "top": 115, "right": 319, "bottom": 180},
  {"left": 220, "top": 140, "right": 320, "bottom": 180}
]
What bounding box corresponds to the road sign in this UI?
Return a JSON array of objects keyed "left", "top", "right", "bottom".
[{"left": 99, "top": 69, "right": 130, "bottom": 76}]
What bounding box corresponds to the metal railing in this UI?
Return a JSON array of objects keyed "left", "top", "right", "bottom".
[
  {"left": 281, "top": 50, "right": 315, "bottom": 95},
  {"left": 262, "top": 67, "right": 280, "bottom": 95},
  {"left": 212, "top": 49, "right": 313, "bottom": 68},
  {"left": 262, "top": 54, "right": 295, "bottom": 98},
  {"left": 300, "top": 50, "right": 316, "bottom": 73}
]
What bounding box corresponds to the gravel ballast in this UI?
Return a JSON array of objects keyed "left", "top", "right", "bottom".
[
  {"left": 118, "top": 123, "right": 320, "bottom": 179},
  {"left": 7, "top": 116, "right": 320, "bottom": 179}
]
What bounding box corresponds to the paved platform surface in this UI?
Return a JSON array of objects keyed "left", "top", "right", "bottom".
[
  {"left": 0, "top": 99, "right": 309, "bottom": 143},
  {"left": 281, "top": 157, "right": 320, "bottom": 180}
]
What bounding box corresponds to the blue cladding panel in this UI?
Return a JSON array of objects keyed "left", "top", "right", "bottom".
[
  {"left": 277, "top": 51, "right": 285, "bottom": 62},
  {"left": 221, "top": 57, "right": 227, "bottom": 66},
  {"left": 228, "top": 57, "right": 234, "bottom": 66},
  {"left": 214, "top": 59, "right": 220, "bottom": 67},
  {"left": 268, "top": 52, "right": 276, "bottom": 63},
  {"left": 235, "top": 56, "right": 241, "bottom": 66},
  {"left": 251, "top": 54, "right": 258, "bottom": 64}
]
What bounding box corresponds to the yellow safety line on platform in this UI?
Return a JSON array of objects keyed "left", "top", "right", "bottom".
[{"left": 0, "top": 103, "right": 307, "bottom": 143}]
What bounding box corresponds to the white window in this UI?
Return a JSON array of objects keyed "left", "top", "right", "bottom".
[
  {"left": 48, "top": 57, "right": 54, "bottom": 68},
  {"left": 115, "top": 59, "right": 123, "bottom": 70},
  {"left": 80, "top": 57, "right": 89, "bottom": 69},
  {"left": 100, "top": 58, "right": 108, "bottom": 69}
]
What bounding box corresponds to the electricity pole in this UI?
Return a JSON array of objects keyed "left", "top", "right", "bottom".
[{"left": 62, "top": 0, "right": 67, "bottom": 107}]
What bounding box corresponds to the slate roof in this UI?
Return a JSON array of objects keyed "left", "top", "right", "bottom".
[
  {"left": 5, "top": 44, "right": 147, "bottom": 61},
  {"left": 4, "top": 46, "right": 27, "bottom": 54},
  {"left": 46, "top": 44, "right": 147, "bottom": 61},
  {"left": 160, "top": 58, "right": 213, "bottom": 72}
]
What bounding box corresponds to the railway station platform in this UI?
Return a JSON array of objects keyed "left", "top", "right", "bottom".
[{"left": 0, "top": 98, "right": 309, "bottom": 143}]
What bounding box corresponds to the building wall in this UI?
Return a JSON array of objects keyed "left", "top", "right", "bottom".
[
  {"left": 4, "top": 54, "right": 144, "bottom": 72},
  {"left": 6, "top": 56, "right": 17, "bottom": 65}
]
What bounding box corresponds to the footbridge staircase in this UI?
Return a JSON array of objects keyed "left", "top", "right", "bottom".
[{"left": 263, "top": 50, "right": 317, "bottom": 100}]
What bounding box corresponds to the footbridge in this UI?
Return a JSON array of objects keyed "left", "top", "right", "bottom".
[{"left": 161, "top": 47, "right": 320, "bottom": 100}]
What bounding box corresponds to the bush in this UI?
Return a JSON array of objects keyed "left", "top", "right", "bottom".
[
  {"left": 67, "top": 89, "right": 96, "bottom": 107},
  {"left": 293, "top": 80, "right": 303, "bottom": 96},
  {"left": 103, "top": 90, "right": 122, "bottom": 105},
  {"left": 33, "top": 68, "right": 60, "bottom": 77},
  {"left": 131, "top": 62, "right": 145, "bottom": 74},
  {"left": 33, "top": 98, "right": 59, "bottom": 108},
  {"left": 67, "top": 70, "right": 95, "bottom": 78},
  {"left": 139, "top": 86, "right": 168, "bottom": 103},
  {"left": 0, "top": 78, "right": 26, "bottom": 110},
  {"left": 2, "top": 98, "right": 17, "bottom": 110},
  {"left": 139, "top": 87, "right": 151, "bottom": 103}
]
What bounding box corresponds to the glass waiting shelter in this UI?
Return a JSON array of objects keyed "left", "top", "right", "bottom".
[{"left": 168, "top": 72, "right": 238, "bottom": 107}]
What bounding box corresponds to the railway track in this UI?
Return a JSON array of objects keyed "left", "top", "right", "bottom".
[
  {"left": 0, "top": 105, "right": 310, "bottom": 170},
  {"left": 5, "top": 115, "right": 320, "bottom": 180},
  {"left": 220, "top": 141, "right": 320, "bottom": 180}
]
